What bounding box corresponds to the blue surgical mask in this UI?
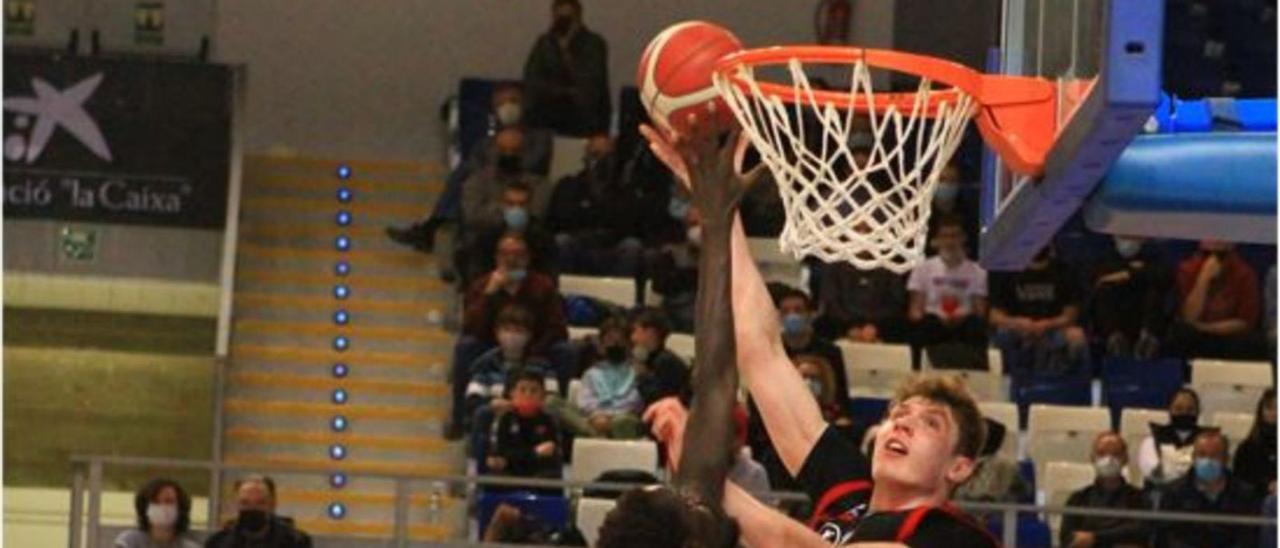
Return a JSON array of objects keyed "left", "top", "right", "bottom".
[
  {"left": 782, "top": 313, "right": 809, "bottom": 336},
  {"left": 1114, "top": 237, "right": 1142, "bottom": 259},
  {"left": 1194, "top": 457, "right": 1224, "bottom": 483},
  {"left": 933, "top": 183, "right": 959, "bottom": 207},
  {"left": 668, "top": 196, "right": 691, "bottom": 220},
  {"left": 506, "top": 268, "right": 527, "bottom": 284},
  {"left": 503, "top": 206, "right": 529, "bottom": 231}
]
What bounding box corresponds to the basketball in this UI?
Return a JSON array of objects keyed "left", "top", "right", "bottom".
[{"left": 637, "top": 21, "right": 743, "bottom": 136}]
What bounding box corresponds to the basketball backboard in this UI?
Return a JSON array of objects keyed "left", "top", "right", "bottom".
[{"left": 980, "top": 0, "right": 1163, "bottom": 270}]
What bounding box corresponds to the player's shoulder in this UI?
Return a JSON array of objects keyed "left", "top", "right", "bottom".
[{"left": 905, "top": 505, "right": 999, "bottom": 547}]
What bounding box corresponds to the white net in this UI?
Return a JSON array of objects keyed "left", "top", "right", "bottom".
[{"left": 715, "top": 56, "right": 976, "bottom": 274}]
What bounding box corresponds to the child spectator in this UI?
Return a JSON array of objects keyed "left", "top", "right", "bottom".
[
  {"left": 487, "top": 369, "right": 563, "bottom": 485},
  {"left": 629, "top": 308, "right": 690, "bottom": 407},
  {"left": 467, "top": 305, "right": 556, "bottom": 457},
  {"left": 907, "top": 213, "right": 989, "bottom": 369},
  {"left": 548, "top": 316, "right": 644, "bottom": 439}
]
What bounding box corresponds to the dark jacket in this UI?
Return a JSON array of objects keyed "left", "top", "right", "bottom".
[
  {"left": 204, "top": 516, "right": 312, "bottom": 548},
  {"left": 1232, "top": 430, "right": 1277, "bottom": 491},
  {"left": 491, "top": 409, "right": 563, "bottom": 478},
  {"left": 463, "top": 271, "right": 568, "bottom": 358},
  {"left": 1059, "top": 481, "right": 1150, "bottom": 547},
  {"left": 634, "top": 348, "right": 689, "bottom": 407},
  {"left": 522, "top": 28, "right": 610, "bottom": 136},
  {"left": 1155, "top": 472, "right": 1262, "bottom": 548}
]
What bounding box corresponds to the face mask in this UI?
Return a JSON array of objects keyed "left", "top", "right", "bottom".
[
  {"left": 805, "top": 378, "right": 824, "bottom": 399},
  {"left": 496, "top": 103, "right": 522, "bottom": 126},
  {"left": 1114, "top": 237, "right": 1142, "bottom": 259},
  {"left": 503, "top": 206, "right": 529, "bottom": 231},
  {"left": 497, "top": 154, "right": 522, "bottom": 174},
  {"left": 1194, "top": 457, "right": 1224, "bottom": 483},
  {"left": 236, "top": 509, "right": 268, "bottom": 533},
  {"left": 668, "top": 196, "right": 691, "bottom": 220},
  {"left": 497, "top": 330, "right": 529, "bottom": 355},
  {"left": 147, "top": 503, "right": 178, "bottom": 528},
  {"left": 939, "top": 246, "right": 965, "bottom": 265},
  {"left": 512, "top": 395, "right": 543, "bottom": 418},
  {"left": 933, "top": 184, "right": 959, "bottom": 208},
  {"left": 552, "top": 15, "right": 574, "bottom": 36},
  {"left": 686, "top": 225, "right": 702, "bottom": 246},
  {"left": 605, "top": 344, "right": 627, "bottom": 364},
  {"left": 505, "top": 268, "right": 527, "bottom": 284},
  {"left": 1093, "top": 456, "right": 1123, "bottom": 479},
  {"left": 782, "top": 313, "right": 809, "bottom": 336},
  {"left": 631, "top": 345, "right": 651, "bottom": 363},
  {"left": 1170, "top": 414, "right": 1198, "bottom": 432}
]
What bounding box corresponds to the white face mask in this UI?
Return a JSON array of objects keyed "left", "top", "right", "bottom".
[
  {"left": 1093, "top": 456, "right": 1123, "bottom": 479},
  {"left": 497, "top": 330, "right": 530, "bottom": 356},
  {"left": 496, "top": 103, "right": 522, "bottom": 126},
  {"left": 631, "top": 345, "right": 651, "bottom": 363},
  {"left": 147, "top": 503, "right": 179, "bottom": 528},
  {"left": 686, "top": 225, "right": 703, "bottom": 246}
]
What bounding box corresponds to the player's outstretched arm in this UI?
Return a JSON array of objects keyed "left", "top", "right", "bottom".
[
  {"left": 723, "top": 482, "right": 830, "bottom": 547},
  {"left": 729, "top": 218, "right": 828, "bottom": 476}
]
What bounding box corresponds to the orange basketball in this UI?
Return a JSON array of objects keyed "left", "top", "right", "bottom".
[{"left": 637, "top": 21, "right": 743, "bottom": 136}]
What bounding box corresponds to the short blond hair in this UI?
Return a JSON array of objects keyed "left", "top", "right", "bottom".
[{"left": 890, "top": 374, "right": 986, "bottom": 460}]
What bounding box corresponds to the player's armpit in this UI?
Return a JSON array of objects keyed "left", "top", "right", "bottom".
[{"left": 723, "top": 482, "right": 831, "bottom": 548}]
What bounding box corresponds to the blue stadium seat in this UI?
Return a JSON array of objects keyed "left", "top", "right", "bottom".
[
  {"left": 849, "top": 397, "right": 889, "bottom": 427},
  {"left": 1018, "top": 458, "right": 1036, "bottom": 496},
  {"left": 1102, "top": 357, "right": 1185, "bottom": 428},
  {"left": 1012, "top": 375, "right": 1092, "bottom": 427},
  {"left": 984, "top": 512, "right": 1052, "bottom": 547},
  {"left": 476, "top": 490, "right": 570, "bottom": 538}
]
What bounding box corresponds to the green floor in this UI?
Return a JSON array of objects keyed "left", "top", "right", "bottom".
[{"left": 3, "top": 308, "right": 218, "bottom": 495}]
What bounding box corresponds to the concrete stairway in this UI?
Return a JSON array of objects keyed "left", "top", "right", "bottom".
[{"left": 221, "top": 155, "right": 466, "bottom": 542}]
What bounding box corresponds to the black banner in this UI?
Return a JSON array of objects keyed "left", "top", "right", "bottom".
[{"left": 3, "top": 52, "right": 233, "bottom": 229}]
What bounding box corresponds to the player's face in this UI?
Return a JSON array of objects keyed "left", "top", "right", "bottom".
[{"left": 872, "top": 397, "right": 971, "bottom": 493}]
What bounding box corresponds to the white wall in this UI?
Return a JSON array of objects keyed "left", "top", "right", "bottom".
[{"left": 213, "top": 0, "right": 893, "bottom": 162}]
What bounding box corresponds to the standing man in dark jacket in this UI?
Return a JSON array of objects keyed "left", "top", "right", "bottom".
[{"left": 523, "top": 0, "right": 610, "bottom": 136}]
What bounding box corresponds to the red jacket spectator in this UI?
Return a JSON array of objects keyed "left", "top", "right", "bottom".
[
  {"left": 463, "top": 270, "right": 568, "bottom": 358},
  {"left": 1176, "top": 250, "right": 1260, "bottom": 328}
]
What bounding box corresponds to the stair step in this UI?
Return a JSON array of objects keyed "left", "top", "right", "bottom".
[
  {"left": 293, "top": 517, "right": 459, "bottom": 542},
  {"left": 228, "top": 360, "right": 445, "bottom": 384},
  {"left": 226, "top": 427, "right": 448, "bottom": 452},
  {"left": 236, "top": 268, "right": 449, "bottom": 292},
  {"left": 230, "top": 372, "right": 447, "bottom": 397},
  {"left": 224, "top": 398, "right": 445, "bottom": 421},
  {"left": 243, "top": 196, "right": 423, "bottom": 217},
  {"left": 245, "top": 154, "right": 444, "bottom": 180},
  {"left": 234, "top": 319, "right": 451, "bottom": 344},
  {"left": 234, "top": 293, "right": 446, "bottom": 318},
  {"left": 224, "top": 453, "right": 457, "bottom": 478},
  {"left": 232, "top": 344, "right": 447, "bottom": 370},
  {"left": 238, "top": 244, "right": 435, "bottom": 269},
  {"left": 223, "top": 412, "right": 446, "bottom": 436},
  {"left": 243, "top": 173, "right": 443, "bottom": 196}
]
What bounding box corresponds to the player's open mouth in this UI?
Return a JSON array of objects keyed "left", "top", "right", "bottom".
[{"left": 885, "top": 439, "right": 909, "bottom": 456}]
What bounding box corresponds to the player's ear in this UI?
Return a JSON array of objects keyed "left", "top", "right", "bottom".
[{"left": 944, "top": 454, "right": 976, "bottom": 485}]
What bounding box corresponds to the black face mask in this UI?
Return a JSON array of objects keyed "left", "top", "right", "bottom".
[
  {"left": 605, "top": 344, "right": 627, "bottom": 363},
  {"left": 1170, "top": 414, "right": 1198, "bottom": 431},
  {"left": 497, "top": 154, "right": 522, "bottom": 174},
  {"left": 236, "top": 509, "right": 269, "bottom": 533},
  {"left": 552, "top": 15, "right": 575, "bottom": 36}
]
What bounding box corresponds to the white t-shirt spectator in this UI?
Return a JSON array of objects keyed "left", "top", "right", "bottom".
[{"left": 907, "top": 256, "right": 988, "bottom": 318}]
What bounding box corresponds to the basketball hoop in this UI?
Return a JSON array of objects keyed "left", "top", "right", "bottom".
[{"left": 713, "top": 46, "right": 1055, "bottom": 273}]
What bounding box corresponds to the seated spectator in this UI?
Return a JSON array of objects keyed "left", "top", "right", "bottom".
[
  {"left": 461, "top": 127, "right": 552, "bottom": 235},
  {"left": 793, "top": 354, "right": 854, "bottom": 433},
  {"left": 813, "top": 261, "right": 908, "bottom": 345},
  {"left": 739, "top": 171, "right": 785, "bottom": 238},
  {"left": 1139, "top": 388, "right": 1214, "bottom": 487},
  {"left": 776, "top": 287, "right": 851, "bottom": 409},
  {"left": 1167, "top": 240, "right": 1264, "bottom": 360},
  {"left": 547, "top": 316, "right": 644, "bottom": 439},
  {"left": 546, "top": 134, "right": 644, "bottom": 276},
  {"left": 1232, "top": 388, "right": 1276, "bottom": 493},
  {"left": 466, "top": 305, "right": 556, "bottom": 424},
  {"left": 486, "top": 369, "right": 563, "bottom": 485},
  {"left": 1089, "top": 235, "right": 1171, "bottom": 359},
  {"left": 115, "top": 478, "right": 200, "bottom": 548},
  {"left": 925, "top": 161, "right": 980, "bottom": 258},
  {"left": 728, "top": 404, "right": 773, "bottom": 504},
  {"left": 906, "top": 213, "right": 989, "bottom": 370},
  {"left": 648, "top": 208, "right": 701, "bottom": 332},
  {"left": 461, "top": 181, "right": 558, "bottom": 284},
  {"left": 628, "top": 308, "right": 690, "bottom": 407},
  {"left": 205, "top": 476, "right": 311, "bottom": 548},
  {"left": 1155, "top": 430, "right": 1262, "bottom": 547},
  {"left": 483, "top": 502, "right": 586, "bottom": 544},
  {"left": 989, "top": 244, "right": 1089, "bottom": 376},
  {"left": 385, "top": 83, "right": 552, "bottom": 253},
  {"left": 452, "top": 233, "right": 568, "bottom": 437},
  {"left": 953, "top": 418, "right": 1031, "bottom": 522},
  {"left": 1058, "top": 431, "right": 1149, "bottom": 548},
  {"left": 522, "top": 0, "right": 610, "bottom": 136}
]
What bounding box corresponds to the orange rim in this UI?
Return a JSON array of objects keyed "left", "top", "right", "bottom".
[{"left": 714, "top": 45, "right": 1058, "bottom": 176}]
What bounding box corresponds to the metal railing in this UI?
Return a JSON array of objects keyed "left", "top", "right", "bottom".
[{"left": 68, "top": 454, "right": 1276, "bottom": 547}]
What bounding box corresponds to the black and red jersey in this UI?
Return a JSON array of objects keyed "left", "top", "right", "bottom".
[{"left": 796, "top": 427, "right": 1000, "bottom": 546}]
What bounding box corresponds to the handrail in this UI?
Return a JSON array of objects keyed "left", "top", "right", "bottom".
[{"left": 69, "top": 454, "right": 1278, "bottom": 547}]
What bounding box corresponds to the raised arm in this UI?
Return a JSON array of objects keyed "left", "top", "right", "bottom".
[{"left": 730, "top": 218, "right": 829, "bottom": 476}]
